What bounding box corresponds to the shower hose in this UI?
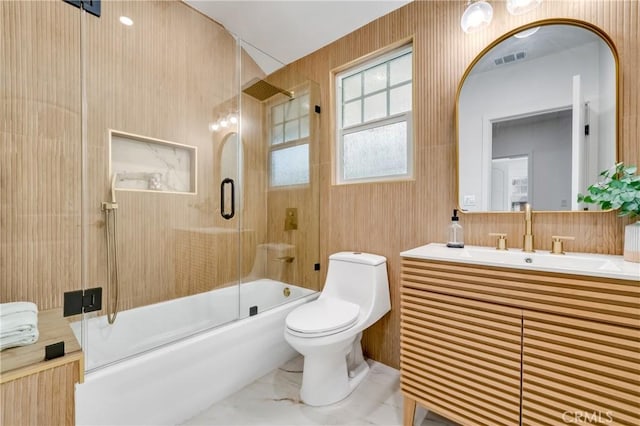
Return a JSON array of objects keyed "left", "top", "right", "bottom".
[{"left": 104, "top": 208, "right": 120, "bottom": 324}]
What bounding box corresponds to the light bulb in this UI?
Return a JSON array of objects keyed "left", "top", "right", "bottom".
[
  {"left": 506, "top": 0, "right": 542, "bottom": 16},
  {"left": 209, "top": 123, "right": 220, "bottom": 132},
  {"left": 119, "top": 16, "right": 134, "bottom": 26},
  {"left": 220, "top": 119, "right": 229, "bottom": 128},
  {"left": 514, "top": 26, "right": 540, "bottom": 39},
  {"left": 229, "top": 114, "right": 238, "bottom": 124},
  {"left": 461, "top": 1, "right": 493, "bottom": 34}
]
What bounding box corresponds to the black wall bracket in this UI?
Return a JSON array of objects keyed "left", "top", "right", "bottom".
[
  {"left": 63, "top": 287, "right": 102, "bottom": 317},
  {"left": 63, "top": 0, "right": 101, "bottom": 18},
  {"left": 45, "top": 341, "right": 65, "bottom": 360}
]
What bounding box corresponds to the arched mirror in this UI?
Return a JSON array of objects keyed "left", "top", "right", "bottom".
[
  {"left": 457, "top": 20, "right": 618, "bottom": 212},
  {"left": 219, "top": 132, "right": 243, "bottom": 213}
]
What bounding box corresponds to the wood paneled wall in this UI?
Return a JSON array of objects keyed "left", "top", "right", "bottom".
[
  {"left": 277, "top": 0, "right": 639, "bottom": 368},
  {"left": 83, "top": 0, "right": 243, "bottom": 311},
  {"left": 0, "top": 0, "right": 82, "bottom": 312},
  {"left": 1, "top": 0, "right": 321, "bottom": 318},
  {"left": 1, "top": 1, "right": 262, "bottom": 311},
  {"left": 2, "top": 0, "right": 637, "bottom": 371}
]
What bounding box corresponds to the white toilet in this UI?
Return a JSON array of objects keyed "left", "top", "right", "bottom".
[{"left": 284, "top": 251, "right": 391, "bottom": 406}]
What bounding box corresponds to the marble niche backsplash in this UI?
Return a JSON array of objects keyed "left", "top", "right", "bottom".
[{"left": 111, "top": 133, "right": 196, "bottom": 193}]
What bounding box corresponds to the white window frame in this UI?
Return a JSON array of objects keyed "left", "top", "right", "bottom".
[
  {"left": 335, "top": 45, "right": 413, "bottom": 184},
  {"left": 267, "top": 90, "right": 311, "bottom": 189}
]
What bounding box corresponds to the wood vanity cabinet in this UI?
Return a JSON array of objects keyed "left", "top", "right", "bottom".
[{"left": 400, "top": 257, "right": 639, "bottom": 426}]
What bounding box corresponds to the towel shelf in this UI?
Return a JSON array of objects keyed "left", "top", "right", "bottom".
[{"left": 1, "top": 308, "right": 83, "bottom": 426}]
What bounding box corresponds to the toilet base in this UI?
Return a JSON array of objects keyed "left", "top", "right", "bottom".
[{"left": 299, "top": 334, "right": 370, "bottom": 406}]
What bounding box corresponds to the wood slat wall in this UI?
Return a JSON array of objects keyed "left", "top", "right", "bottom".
[
  {"left": 83, "top": 0, "right": 243, "bottom": 312},
  {"left": 277, "top": 0, "right": 639, "bottom": 368},
  {"left": 0, "top": 0, "right": 82, "bottom": 311},
  {"left": 2, "top": 0, "right": 638, "bottom": 370},
  {"left": 1, "top": 1, "right": 322, "bottom": 317}
]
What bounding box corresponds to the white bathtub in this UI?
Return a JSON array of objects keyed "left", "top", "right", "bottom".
[{"left": 74, "top": 279, "right": 317, "bottom": 425}]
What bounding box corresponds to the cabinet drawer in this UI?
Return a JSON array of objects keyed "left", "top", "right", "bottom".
[
  {"left": 523, "top": 311, "right": 640, "bottom": 426},
  {"left": 402, "top": 258, "right": 639, "bottom": 328},
  {"left": 400, "top": 290, "right": 522, "bottom": 426}
]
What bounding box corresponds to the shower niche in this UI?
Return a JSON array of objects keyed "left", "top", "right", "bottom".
[{"left": 109, "top": 130, "right": 197, "bottom": 194}]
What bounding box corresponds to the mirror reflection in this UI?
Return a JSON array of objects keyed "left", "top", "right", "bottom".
[{"left": 458, "top": 23, "right": 617, "bottom": 212}]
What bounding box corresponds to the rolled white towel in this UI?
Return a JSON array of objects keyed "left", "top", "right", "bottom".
[
  {"left": 0, "top": 301, "right": 38, "bottom": 317},
  {"left": 0, "top": 329, "right": 39, "bottom": 351},
  {"left": 1, "top": 310, "right": 38, "bottom": 338}
]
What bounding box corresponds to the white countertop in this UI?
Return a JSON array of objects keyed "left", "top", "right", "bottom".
[{"left": 401, "top": 243, "right": 640, "bottom": 282}]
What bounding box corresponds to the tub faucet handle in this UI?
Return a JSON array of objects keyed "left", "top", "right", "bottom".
[{"left": 489, "top": 233, "right": 508, "bottom": 250}]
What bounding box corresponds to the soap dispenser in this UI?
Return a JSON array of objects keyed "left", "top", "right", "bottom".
[{"left": 446, "top": 209, "right": 464, "bottom": 248}]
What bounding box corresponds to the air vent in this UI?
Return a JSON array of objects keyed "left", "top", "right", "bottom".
[{"left": 493, "top": 51, "right": 526, "bottom": 67}]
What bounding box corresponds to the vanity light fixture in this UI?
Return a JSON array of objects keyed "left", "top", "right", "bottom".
[
  {"left": 461, "top": 0, "right": 494, "bottom": 34},
  {"left": 506, "top": 0, "right": 542, "bottom": 16},
  {"left": 119, "top": 16, "right": 133, "bottom": 26},
  {"left": 209, "top": 112, "right": 238, "bottom": 132}
]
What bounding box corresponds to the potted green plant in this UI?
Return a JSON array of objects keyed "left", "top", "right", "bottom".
[{"left": 578, "top": 162, "right": 640, "bottom": 262}]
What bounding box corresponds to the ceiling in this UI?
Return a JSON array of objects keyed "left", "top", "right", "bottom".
[
  {"left": 186, "top": 1, "right": 413, "bottom": 75},
  {"left": 472, "top": 24, "right": 603, "bottom": 74}
]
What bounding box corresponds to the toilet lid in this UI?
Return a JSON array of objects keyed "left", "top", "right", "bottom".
[{"left": 286, "top": 298, "right": 359, "bottom": 335}]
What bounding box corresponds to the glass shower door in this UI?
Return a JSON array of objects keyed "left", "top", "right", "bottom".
[
  {"left": 78, "top": 0, "right": 243, "bottom": 371},
  {"left": 236, "top": 40, "right": 321, "bottom": 319}
]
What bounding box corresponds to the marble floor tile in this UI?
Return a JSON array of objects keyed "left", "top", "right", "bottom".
[{"left": 182, "top": 356, "right": 456, "bottom": 426}]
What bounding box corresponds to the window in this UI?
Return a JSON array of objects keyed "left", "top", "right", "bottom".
[
  {"left": 336, "top": 45, "right": 413, "bottom": 184},
  {"left": 269, "top": 93, "right": 310, "bottom": 187}
]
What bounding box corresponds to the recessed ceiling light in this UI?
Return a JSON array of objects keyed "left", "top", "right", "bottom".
[{"left": 119, "top": 16, "right": 133, "bottom": 26}]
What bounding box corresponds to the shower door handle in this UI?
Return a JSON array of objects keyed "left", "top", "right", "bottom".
[{"left": 220, "top": 178, "right": 235, "bottom": 220}]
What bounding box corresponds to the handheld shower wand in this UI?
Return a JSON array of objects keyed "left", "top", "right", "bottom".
[
  {"left": 103, "top": 173, "right": 120, "bottom": 324},
  {"left": 102, "top": 173, "right": 119, "bottom": 211},
  {"left": 111, "top": 173, "right": 118, "bottom": 204}
]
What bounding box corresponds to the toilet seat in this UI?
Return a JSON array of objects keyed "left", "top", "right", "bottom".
[{"left": 286, "top": 298, "right": 359, "bottom": 337}]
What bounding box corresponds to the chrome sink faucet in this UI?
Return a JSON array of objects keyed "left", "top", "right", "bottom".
[{"left": 523, "top": 203, "right": 535, "bottom": 252}]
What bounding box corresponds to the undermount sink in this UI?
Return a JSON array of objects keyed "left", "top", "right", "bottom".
[{"left": 401, "top": 243, "right": 640, "bottom": 281}]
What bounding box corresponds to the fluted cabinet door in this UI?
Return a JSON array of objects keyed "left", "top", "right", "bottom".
[
  {"left": 522, "top": 311, "right": 640, "bottom": 426},
  {"left": 400, "top": 288, "right": 522, "bottom": 426}
]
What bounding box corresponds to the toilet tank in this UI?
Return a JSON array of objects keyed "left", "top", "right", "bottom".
[{"left": 321, "top": 252, "right": 390, "bottom": 325}]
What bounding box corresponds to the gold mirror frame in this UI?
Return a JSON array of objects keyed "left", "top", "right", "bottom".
[{"left": 454, "top": 18, "right": 620, "bottom": 214}]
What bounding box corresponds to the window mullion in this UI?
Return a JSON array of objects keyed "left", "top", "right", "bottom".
[{"left": 360, "top": 73, "right": 364, "bottom": 126}]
